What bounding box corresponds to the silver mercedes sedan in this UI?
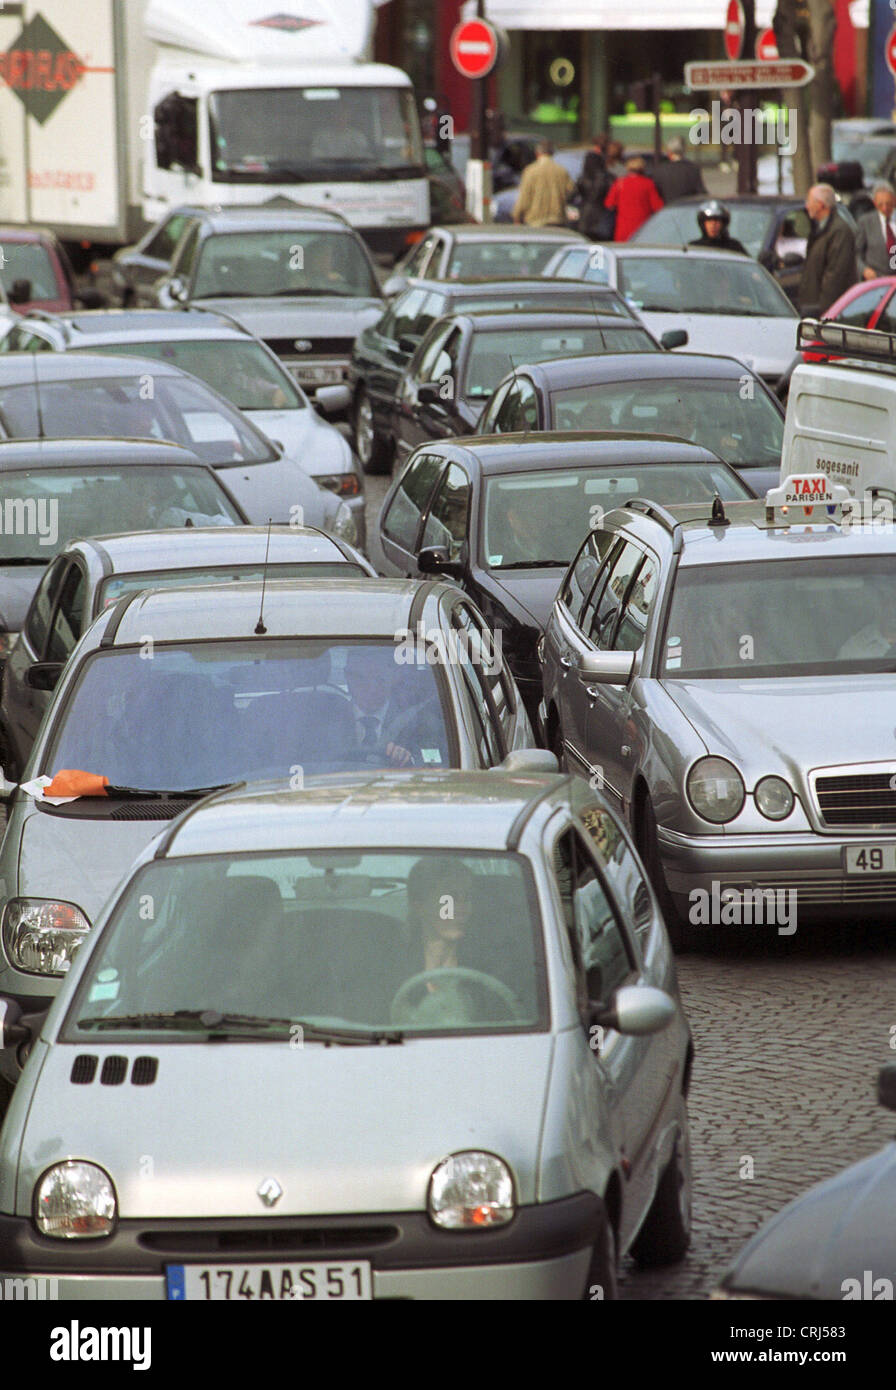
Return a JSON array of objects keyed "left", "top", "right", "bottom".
[
  {"left": 0, "top": 771, "right": 692, "bottom": 1300},
  {"left": 539, "top": 479, "right": 896, "bottom": 949}
]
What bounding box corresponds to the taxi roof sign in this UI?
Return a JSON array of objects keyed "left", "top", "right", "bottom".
[{"left": 765, "top": 473, "right": 852, "bottom": 522}]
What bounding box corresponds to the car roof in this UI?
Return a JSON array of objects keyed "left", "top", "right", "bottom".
[
  {"left": 606, "top": 498, "right": 896, "bottom": 566},
  {"left": 101, "top": 577, "right": 445, "bottom": 647},
  {"left": 193, "top": 206, "right": 355, "bottom": 234},
  {"left": 447, "top": 309, "right": 637, "bottom": 331},
  {"left": 0, "top": 352, "right": 190, "bottom": 384},
  {"left": 598, "top": 244, "right": 752, "bottom": 260},
  {"left": 406, "top": 276, "right": 622, "bottom": 298},
  {"left": 158, "top": 770, "right": 573, "bottom": 858},
  {"left": 649, "top": 194, "right": 800, "bottom": 208},
  {"left": 440, "top": 225, "right": 583, "bottom": 242},
  {"left": 69, "top": 526, "right": 353, "bottom": 571},
  {"left": 442, "top": 431, "right": 725, "bottom": 474},
  {"left": 26, "top": 308, "right": 249, "bottom": 345},
  {"left": 517, "top": 351, "right": 760, "bottom": 387},
  {"left": 0, "top": 226, "right": 60, "bottom": 243},
  {"left": 0, "top": 438, "right": 203, "bottom": 472}
]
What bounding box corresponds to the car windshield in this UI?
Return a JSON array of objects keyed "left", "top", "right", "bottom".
[
  {"left": 830, "top": 136, "right": 892, "bottom": 177},
  {"left": 549, "top": 376, "right": 784, "bottom": 467},
  {"left": 208, "top": 85, "right": 424, "bottom": 180},
  {"left": 482, "top": 464, "right": 751, "bottom": 569},
  {"left": 44, "top": 639, "right": 453, "bottom": 790},
  {"left": 465, "top": 325, "right": 657, "bottom": 399},
  {"left": 97, "top": 563, "right": 365, "bottom": 610},
  {"left": 66, "top": 850, "right": 545, "bottom": 1039},
  {"left": 447, "top": 240, "right": 570, "bottom": 279},
  {"left": 0, "top": 466, "right": 240, "bottom": 561},
  {"left": 630, "top": 205, "right": 773, "bottom": 258},
  {"left": 0, "top": 241, "right": 63, "bottom": 300},
  {"left": 663, "top": 555, "right": 896, "bottom": 677},
  {"left": 0, "top": 375, "right": 274, "bottom": 464},
  {"left": 73, "top": 341, "right": 305, "bottom": 412},
  {"left": 192, "top": 231, "right": 379, "bottom": 299},
  {"left": 616, "top": 254, "right": 796, "bottom": 315}
]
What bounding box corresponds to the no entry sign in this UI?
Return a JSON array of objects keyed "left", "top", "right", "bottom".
[
  {"left": 450, "top": 18, "right": 499, "bottom": 80},
  {"left": 724, "top": 0, "right": 745, "bottom": 62},
  {"left": 887, "top": 24, "right": 896, "bottom": 79},
  {"left": 755, "top": 26, "right": 779, "bottom": 61}
]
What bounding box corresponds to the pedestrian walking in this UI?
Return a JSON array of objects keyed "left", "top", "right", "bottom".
[
  {"left": 575, "top": 132, "right": 616, "bottom": 240},
  {"left": 603, "top": 155, "right": 664, "bottom": 242},
  {"left": 798, "top": 183, "right": 857, "bottom": 317},
  {"left": 651, "top": 135, "right": 706, "bottom": 203},
  {"left": 855, "top": 181, "right": 896, "bottom": 280},
  {"left": 511, "top": 138, "right": 575, "bottom": 228}
]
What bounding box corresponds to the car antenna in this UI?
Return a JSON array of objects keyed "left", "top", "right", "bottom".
[
  {"left": 708, "top": 493, "right": 729, "bottom": 528},
  {"left": 506, "top": 354, "right": 527, "bottom": 436},
  {"left": 255, "top": 519, "right": 273, "bottom": 634},
  {"left": 31, "top": 351, "right": 45, "bottom": 439}
]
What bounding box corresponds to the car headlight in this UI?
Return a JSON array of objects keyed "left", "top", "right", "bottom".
[
  {"left": 754, "top": 775, "right": 794, "bottom": 821},
  {"left": 317, "top": 473, "right": 361, "bottom": 499},
  {"left": 331, "top": 500, "right": 358, "bottom": 546},
  {"left": 35, "top": 1161, "right": 116, "bottom": 1239},
  {"left": 2, "top": 898, "right": 90, "bottom": 975},
  {"left": 0, "top": 629, "right": 19, "bottom": 662},
  {"left": 686, "top": 757, "right": 745, "bottom": 825},
  {"left": 428, "top": 1151, "right": 515, "bottom": 1229}
]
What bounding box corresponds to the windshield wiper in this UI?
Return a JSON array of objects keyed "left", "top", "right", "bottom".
[
  {"left": 100, "top": 783, "right": 233, "bottom": 800},
  {"left": 493, "top": 559, "right": 566, "bottom": 570},
  {"left": 269, "top": 288, "right": 364, "bottom": 298},
  {"left": 1, "top": 556, "right": 50, "bottom": 565},
  {"left": 77, "top": 1010, "right": 405, "bottom": 1044}
]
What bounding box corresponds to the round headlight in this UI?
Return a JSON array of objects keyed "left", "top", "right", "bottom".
[
  {"left": 2, "top": 898, "right": 90, "bottom": 975},
  {"left": 35, "top": 1161, "right": 116, "bottom": 1239},
  {"left": 754, "top": 775, "right": 794, "bottom": 821},
  {"left": 686, "top": 757, "right": 745, "bottom": 825},
  {"left": 332, "top": 500, "right": 358, "bottom": 546},
  {"left": 428, "top": 1151, "right": 515, "bottom": 1230}
]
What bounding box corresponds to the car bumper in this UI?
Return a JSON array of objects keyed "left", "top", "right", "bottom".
[
  {"left": 659, "top": 825, "right": 896, "bottom": 914},
  {"left": 0, "top": 1194, "right": 601, "bottom": 1301}
]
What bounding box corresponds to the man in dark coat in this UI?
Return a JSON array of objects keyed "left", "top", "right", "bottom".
[
  {"left": 575, "top": 133, "right": 616, "bottom": 240},
  {"left": 798, "top": 183, "right": 858, "bottom": 317},
  {"left": 652, "top": 136, "right": 706, "bottom": 203}
]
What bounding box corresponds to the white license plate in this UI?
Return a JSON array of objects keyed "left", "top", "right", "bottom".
[
  {"left": 166, "top": 1260, "right": 372, "bottom": 1300},
  {"left": 290, "top": 364, "right": 344, "bottom": 386},
  {"left": 843, "top": 844, "right": 896, "bottom": 874}
]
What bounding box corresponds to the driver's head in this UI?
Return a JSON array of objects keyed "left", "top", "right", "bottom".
[
  {"left": 344, "top": 645, "right": 398, "bottom": 713},
  {"left": 407, "top": 857, "right": 474, "bottom": 948}
]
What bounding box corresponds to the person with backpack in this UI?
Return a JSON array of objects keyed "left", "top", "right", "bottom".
[{"left": 575, "top": 133, "right": 616, "bottom": 241}]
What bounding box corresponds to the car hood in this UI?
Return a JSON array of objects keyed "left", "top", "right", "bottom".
[
  {"left": 17, "top": 1035, "right": 553, "bottom": 1216},
  {"left": 247, "top": 409, "right": 351, "bottom": 477},
  {"left": 194, "top": 297, "right": 383, "bottom": 338},
  {"left": 0, "top": 565, "right": 46, "bottom": 632},
  {"left": 213, "top": 455, "right": 331, "bottom": 527},
  {"left": 486, "top": 568, "right": 567, "bottom": 629},
  {"left": 721, "top": 1143, "right": 896, "bottom": 1298},
  {"left": 15, "top": 805, "right": 172, "bottom": 925},
  {"left": 661, "top": 676, "right": 896, "bottom": 781},
  {"left": 638, "top": 310, "right": 796, "bottom": 376}
]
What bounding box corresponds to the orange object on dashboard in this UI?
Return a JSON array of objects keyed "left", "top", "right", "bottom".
[{"left": 44, "top": 770, "right": 109, "bottom": 798}]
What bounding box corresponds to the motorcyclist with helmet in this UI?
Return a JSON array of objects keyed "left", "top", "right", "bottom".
[{"left": 689, "top": 200, "right": 749, "bottom": 255}]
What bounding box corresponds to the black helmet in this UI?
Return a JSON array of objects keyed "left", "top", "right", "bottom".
[{"left": 697, "top": 199, "right": 731, "bottom": 232}]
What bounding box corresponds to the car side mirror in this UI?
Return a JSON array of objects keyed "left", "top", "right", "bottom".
[
  {"left": 660, "top": 329, "right": 688, "bottom": 350},
  {"left": 578, "top": 649, "right": 635, "bottom": 686},
  {"left": 398, "top": 334, "right": 421, "bottom": 355},
  {"left": 417, "top": 544, "right": 464, "bottom": 579},
  {"left": 167, "top": 276, "right": 188, "bottom": 303},
  {"left": 8, "top": 278, "right": 31, "bottom": 305},
  {"left": 382, "top": 274, "right": 408, "bottom": 298},
  {"left": 590, "top": 985, "right": 675, "bottom": 1036},
  {"left": 417, "top": 381, "right": 447, "bottom": 406},
  {"left": 495, "top": 749, "right": 559, "bottom": 774},
  {"left": 878, "top": 1061, "right": 896, "bottom": 1112},
  {"left": 314, "top": 384, "right": 351, "bottom": 415},
  {"left": 25, "top": 661, "right": 63, "bottom": 691}
]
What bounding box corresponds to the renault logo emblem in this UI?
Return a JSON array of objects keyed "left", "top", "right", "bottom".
[
  {"left": 294, "top": 339, "right": 312, "bottom": 352},
  {"left": 258, "top": 1177, "right": 283, "bottom": 1207}
]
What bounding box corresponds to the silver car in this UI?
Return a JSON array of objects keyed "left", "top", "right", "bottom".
[
  {"left": 0, "top": 770, "right": 692, "bottom": 1299},
  {"left": 0, "top": 577, "right": 538, "bottom": 1041},
  {"left": 539, "top": 480, "right": 896, "bottom": 949},
  {"left": 0, "top": 526, "right": 375, "bottom": 781}
]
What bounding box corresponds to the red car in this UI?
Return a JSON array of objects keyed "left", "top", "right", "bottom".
[
  {"left": 0, "top": 228, "right": 104, "bottom": 314},
  {"left": 801, "top": 274, "right": 896, "bottom": 361}
]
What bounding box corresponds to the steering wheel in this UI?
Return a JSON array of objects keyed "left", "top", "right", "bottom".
[{"left": 390, "top": 966, "right": 521, "bottom": 1025}]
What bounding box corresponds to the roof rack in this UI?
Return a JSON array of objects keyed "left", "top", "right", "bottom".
[
  {"left": 623, "top": 497, "right": 684, "bottom": 554},
  {"left": 20, "top": 308, "right": 70, "bottom": 342},
  {"left": 797, "top": 316, "right": 896, "bottom": 364}
]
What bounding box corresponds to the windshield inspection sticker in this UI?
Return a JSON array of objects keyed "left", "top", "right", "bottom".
[
  {"left": 88, "top": 969, "right": 119, "bottom": 1003},
  {"left": 420, "top": 748, "right": 443, "bottom": 764},
  {"left": 666, "top": 635, "right": 682, "bottom": 669}
]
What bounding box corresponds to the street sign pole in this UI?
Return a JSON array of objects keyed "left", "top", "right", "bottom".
[
  {"left": 450, "top": 11, "right": 502, "bottom": 222},
  {"left": 736, "top": 0, "right": 757, "bottom": 195}
]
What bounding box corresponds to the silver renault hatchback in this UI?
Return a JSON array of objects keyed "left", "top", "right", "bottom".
[{"left": 0, "top": 772, "right": 692, "bottom": 1300}]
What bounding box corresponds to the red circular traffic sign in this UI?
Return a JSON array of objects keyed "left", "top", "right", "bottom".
[
  {"left": 450, "top": 18, "right": 499, "bottom": 79},
  {"left": 756, "top": 26, "right": 779, "bottom": 61},
  {"left": 724, "top": 0, "right": 745, "bottom": 61},
  {"left": 887, "top": 24, "right": 896, "bottom": 78}
]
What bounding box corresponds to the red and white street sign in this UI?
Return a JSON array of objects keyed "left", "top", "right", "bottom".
[
  {"left": 685, "top": 58, "right": 815, "bottom": 90},
  {"left": 450, "top": 18, "right": 499, "bottom": 80},
  {"left": 886, "top": 24, "right": 896, "bottom": 79},
  {"left": 724, "top": 0, "right": 745, "bottom": 62},
  {"left": 755, "top": 26, "right": 779, "bottom": 61}
]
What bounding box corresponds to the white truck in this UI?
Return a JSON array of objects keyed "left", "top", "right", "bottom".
[{"left": 0, "top": 0, "right": 428, "bottom": 265}]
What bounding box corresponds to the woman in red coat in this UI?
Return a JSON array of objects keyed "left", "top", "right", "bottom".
[{"left": 604, "top": 156, "right": 664, "bottom": 241}]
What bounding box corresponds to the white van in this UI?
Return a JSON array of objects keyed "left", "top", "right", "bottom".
[{"left": 781, "top": 319, "right": 896, "bottom": 498}]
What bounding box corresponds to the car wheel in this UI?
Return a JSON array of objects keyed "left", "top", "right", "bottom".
[
  {"left": 640, "top": 794, "right": 695, "bottom": 953},
  {"left": 583, "top": 1212, "right": 617, "bottom": 1300},
  {"left": 354, "top": 389, "right": 391, "bottom": 475},
  {"left": 630, "top": 1098, "right": 692, "bottom": 1267}
]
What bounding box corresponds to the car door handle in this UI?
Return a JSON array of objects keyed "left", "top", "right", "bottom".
[
  {"left": 586, "top": 685, "right": 600, "bottom": 701},
  {"left": 559, "top": 654, "right": 573, "bottom": 670},
  {"left": 621, "top": 745, "right": 631, "bottom": 758}
]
